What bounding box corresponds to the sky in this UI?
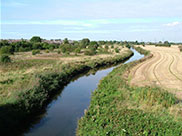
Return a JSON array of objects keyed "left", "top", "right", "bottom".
[{"left": 1, "top": 0, "right": 182, "bottom": 42}]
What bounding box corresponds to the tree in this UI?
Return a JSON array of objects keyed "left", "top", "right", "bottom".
[
  {"left": 125, "top": 44, "right": 131, "bottom": 49},
  {"left": 32, "top": 43, "right": 42, "bottom": 49},
  {"left": 80, "top": 38, "right": 90, "bottom": 48},
  {"left": 63, "top": 38, "right": 69, "bottom": 44},
  {"left": 0, "top": 40, "right": 10, "bottom": 48},
  {"left": 89, "top": 41, "right": 99, "bottom": 50},
  {"left": 98, "top": 41, "right": 105, "bottom": 45},
  {"left": 135, "top": 40, "right": 139, "bottom": 45},
  {"left": 164, "top": 41, "right": 171, "bottom": 47},
  {"left": 30, "top": 36, "right": 42, "bottom": 43}
]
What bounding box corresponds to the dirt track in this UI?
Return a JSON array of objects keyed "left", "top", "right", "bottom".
[{"left": 130, "top": 46, "right": 182, "bottom": 98}]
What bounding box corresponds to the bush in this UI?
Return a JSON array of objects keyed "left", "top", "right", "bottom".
[
  {"left": 74, "top": 48, "right": 81, "bottom": 54},
  {"left": 0, "top": 46, "right": 14, "bottom": 55},
  {"left": 84, "top": 49, "right": 96, "bottom": 56},
  {"left": 115, "top": 48, "right": 120, "bottom": 53},
  {"left": 125, "top": 44, "right": 131, "bottom": 49},
  {"left": 0, "top": 55, "right": 11, "bottom": 63},
  {"left": 105, "top": 45, "right": 109, "bottom": 50},
  {"left": 32, "top": 50, "right": 40, "bottom": 55},
  {"left": 179, "top": 46, "right": 182, "bottom": 52},
  {"left": 49, "top": 47, "right": 54, "bottom": 51},
  {"left": 45, "top": 50, "right": 49, "bottom": 53},
  {"left": 57, "top": 50, "right": 61, "bottom": 54}
]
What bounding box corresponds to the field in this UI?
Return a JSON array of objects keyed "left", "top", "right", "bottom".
[
  {"left": 129, "top": 46, "right": 182, "bottom": 99},
  {"left": 0, "top": 45, "right": 128, "bottom": 105},
  {"left": 77, "top": 46, "right": 182, "bottom": 136},
  {"left": 0, "top": 43, "right": 133, "bottom": 134}
]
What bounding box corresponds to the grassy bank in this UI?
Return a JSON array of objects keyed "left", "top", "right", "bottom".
[
  {"left": 132, "top": 46, "right": 150, "bottom": 55},
  {"left": 77, "top": 48, "right": 182, "bottom": 135},
  {"left": 0, "top": 49, "right": 133, "bottom": 135}
]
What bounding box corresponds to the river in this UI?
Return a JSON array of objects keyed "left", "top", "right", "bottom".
[{"left": 25, "top": 48, "right": 144, "bottom": 136}]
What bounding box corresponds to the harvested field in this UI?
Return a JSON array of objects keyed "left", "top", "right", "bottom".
[{"left": 130, "top": 46, "right": 182, "bottom": 99}]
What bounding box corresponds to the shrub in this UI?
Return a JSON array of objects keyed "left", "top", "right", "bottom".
[
  {"left": 0, "top": 54, "right": 11, "bottom": 63},
  {"left": 49, "top": 47, "right": 54, "bottom": 51},
  {"left": 115, "top": 48, "right": 120, "bottom": 53},
  {"left": 45, "top": 50, "right": 49, "bottom": 53},
  {"left": 125, "top": 44, "right": 131, "bottom": 49},
  {"left": 84, "top": 49, "right": 96, "bottom": 56},
  {"left": 74, "top": 48, "right": 81, "bottom": 54},
  {"left": 57, "top": 50, "right": 61, "bottom": 54},
  {"left": 32, "top": 50, "right": 40, "bottom": 55},
  {"left": 105, "top": 45, "right": 109, "bottom": 49},
  {"left": 179, "top": 46, "right": 182, "bottom": 52},
  {"left": 0, "top": 46, "right": 14, "bottom": 55},
  {"left": 97, "top": 48, "right": 109, "bottom": 54}
]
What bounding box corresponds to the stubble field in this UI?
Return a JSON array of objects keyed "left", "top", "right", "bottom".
[{"left": 130, "top": 46, "right": 182, "bottom": 99}]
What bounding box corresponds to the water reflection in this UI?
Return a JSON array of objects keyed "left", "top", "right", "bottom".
[{"left": 25, "top": 49, "right": 144, "bottom": 136}]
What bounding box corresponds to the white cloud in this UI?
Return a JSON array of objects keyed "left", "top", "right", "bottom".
[{"left": 164, "top": 21, "right": 181, "bottom": 27}]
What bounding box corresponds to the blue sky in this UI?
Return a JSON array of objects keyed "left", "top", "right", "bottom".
[{"left": 1, "top": 0, "right": 182, "bottom": 42}]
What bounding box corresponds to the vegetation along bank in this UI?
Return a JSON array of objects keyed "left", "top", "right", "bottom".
[
  {"left": 0, "top": 37, "right": 134, "bottom": 135},
  {"left": 77, "top": 46, "right": 182, "bottom": 136}
]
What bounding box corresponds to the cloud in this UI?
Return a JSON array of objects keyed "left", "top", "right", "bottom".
[{"left": 164, "top": 21, "right": 181, "bottom": 27}]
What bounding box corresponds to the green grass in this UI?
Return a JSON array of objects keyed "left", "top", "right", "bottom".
[
  {"left": 0, "top": 50, "right": 133, "bottom": 135},
  {"left": 77, "top": 59, "right": 182, "bottom": 136},
  {"left": 0, "top": 59, "right": 57, "bottom": 72},
  {"left": 133, "top": 46, "right": 150, "bottom": 55}
]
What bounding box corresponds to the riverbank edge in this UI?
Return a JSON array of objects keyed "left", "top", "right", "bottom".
[
  {"left": 0, "top": 50, "right": 133, "bottom": 135},
  {"left": 77, "top": 47, "right": 182, "bottom": 135}
]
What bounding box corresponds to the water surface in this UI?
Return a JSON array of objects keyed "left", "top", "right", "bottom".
[{"left": 25, "top": 49, "right": 144, "bottom": 136}]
